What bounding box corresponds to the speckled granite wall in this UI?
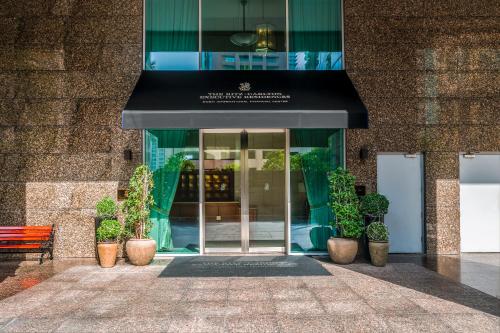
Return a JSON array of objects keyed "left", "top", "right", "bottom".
[
  {"left": 0, "top": 1, "right": 498, "bottom": 257},
  {"left": 0, "top": 0, "right": 142, "bottom": 258},
  {"left": 344, "top": 0, "right": 500, "bottom": 254}
]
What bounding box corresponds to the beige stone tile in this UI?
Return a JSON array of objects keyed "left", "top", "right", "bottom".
[
  {"left": 225, "top": 315, "right": 279, "bottom": 333},
  {"left": 322, "top": 299, "right": 375, "bottom": 315}
]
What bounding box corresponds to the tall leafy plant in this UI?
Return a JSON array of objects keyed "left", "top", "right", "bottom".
[
  {"left": 122, "top": 165, "right": 154, "bottom": 239},
  {"left": 328, "top": 168, "right": 364, "bottom": 239}
]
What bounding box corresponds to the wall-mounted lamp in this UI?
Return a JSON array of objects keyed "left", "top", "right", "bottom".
[
  {"left": 359, "top": 146, "right": 369, "bottom": 160},
  {"left": 123, "top": 149, "right": 133, "bottom": 161}
]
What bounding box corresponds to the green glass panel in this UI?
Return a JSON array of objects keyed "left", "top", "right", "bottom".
[
  {"left": 145, "top": 0, "right": 199, "bottom": 52},
  {"left": 145, "top": 129, "right": 200, "bottom": 254},
  {"left": 289, "top": 0, "right": 342, "bottom": 52},
  {"left": 290, "top": 129, "right": 344, "bottom": 253}
]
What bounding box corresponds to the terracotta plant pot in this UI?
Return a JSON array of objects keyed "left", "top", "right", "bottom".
[
  {"left": 97, "top": 242, "right": 118, "bottom": 268},
  {"left": 368, "top": 241, "right": 389, "bottom": 267},
  {"left": 327, "top": 237, "right": 358, "bottom": 264},
  {"left": 126, "top": 239, "right": 156, "bottom": 266}
]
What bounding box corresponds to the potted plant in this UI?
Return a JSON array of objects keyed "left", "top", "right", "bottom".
[
  {"left": 96, "top": 219, "right": 122, "bottom": 268},
  {"left": 327, "top": 168, "right": 364, "bottom": 264},
  {"left": 122, "top": 164, "right": 156, "bottom": 266},
  {"left": 360, "top": 193, "right": 389, "bottom": 224},
  {"left": 366, "top": 222, "right": 389, "bottom": 267},
  {"left": 360, "top": 193, "right": 389, "bottom": 259},
  {"left": 95, "top": 196, "right": 118, "bottom": 227}
]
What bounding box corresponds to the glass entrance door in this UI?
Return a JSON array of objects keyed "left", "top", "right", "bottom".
[{"left": 203, "top": 129, "right": 286, "bottom": 253}]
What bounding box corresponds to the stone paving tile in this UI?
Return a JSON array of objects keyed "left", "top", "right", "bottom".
[
  {"left": 20, "top": 290, "right": 99, "bottom": 319},
  {"left": 411, "top": 296, "right": 484, "bottom": 314},
  {"left": 270, "top": 287, "right": 317, "bottom": 301},
  {"left": 310, "top": 287, "right": 359, "bottom": 301},
  {"left": 321, "top": 299, "right": 375, "bottom": 315},
  {"left": 183, "top": 289, "right": 228, "bottom": 302},
  {"left": 166, "top": 315, "right": 225, "bottom": 333},
  {"left": 383, "top": 314, "right": 456, "bottom": 333},
  {"left": 276, "top": 315, "right": 344, "bottom": 333},
  {"left": 227, "top": 288, "right": 271, "bottom": 301},
  {"left": 228, "top": 277, "right": 267, "bottom": 289},
  {"left": 189, "top": 278, "right": 229, "bottom": 289},
  {"left": 226, "top": 300, "right": 276, "bottom": 316},
  {"left": 177, "top": 301, "right": 229, "bottom": 317},
  {"left": 362, "top": 295, "right": 428, "bottom": 314},
  {"left": 225, "top": 315, "right": 279, "bottom": 333},
  {"left": 1, "top": 257, "right": 500, "bottom": 333},
  {"left": 438, "top": 313, "right": 500, "bottom": 333},
  {"left": 1, "top": 317, "right": 66, "bottom": 333},
  {"left": 274, "top": 299, "right": 324, "bottom": 315}
]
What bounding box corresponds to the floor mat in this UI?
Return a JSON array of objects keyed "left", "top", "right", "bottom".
[{"left": 159, "top": 256, "right": 331, "bottom": 277}]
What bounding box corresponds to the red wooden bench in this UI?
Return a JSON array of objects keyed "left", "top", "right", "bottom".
[{"left": 0, "top": 225, "right": 55, "bottom": 264}]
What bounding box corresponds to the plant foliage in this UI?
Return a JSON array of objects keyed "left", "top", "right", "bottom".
[
  {"left": 122, "top": 164, "right": 154, "bottom": 239},
  {"left": 328, "top": 168, "right": 364, "bottom": 239},
  {"left": 360, "top": 193, "right": 389, "bottom": 221},
  {"left": 96, "top": 196, "right": 118, "bottom": 219},
  {"left": 96, "top": 219, "right": 122, "bottom": 243},
  {"left": 366, "top": 222, "right": 389, "bottom": 242}
]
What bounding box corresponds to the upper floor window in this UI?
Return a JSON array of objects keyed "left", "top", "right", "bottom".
[{"left": 145, "top": 0, "right": 342, "bottom": 70}]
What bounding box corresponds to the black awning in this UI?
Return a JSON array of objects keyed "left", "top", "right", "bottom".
[{"left": 122, "top": 70, "right": 368, "bottom": 129}]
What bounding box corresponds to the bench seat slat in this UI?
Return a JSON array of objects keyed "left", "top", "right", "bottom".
[
  {"left": 0, "top": 233, "right": 51, "bottom": 238},
  {"left": 0, "top": 227, "right": 52, "bottom": 233},
  {"left": 0, "top": 237, "right": 50, "bottom": 241},
  {"left": 0, "top": 244, "right": 43, "bottom": 249}
]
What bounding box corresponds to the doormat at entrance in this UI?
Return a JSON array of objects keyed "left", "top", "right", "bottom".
[{"left": 159, "top": 256, "right": 331, "bottom": 277}]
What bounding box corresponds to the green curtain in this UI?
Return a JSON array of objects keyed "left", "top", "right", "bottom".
[
  {"left": 149, "top": 130, "right": 187, "bottom": 251},
  {"left": 145, "top": 0, "right": 198, "bottom": 68},
  {"left": 293, "top": 130, "right": 332, "bottom": 250},
  {"left": 289, "top": 0, "right": 342, "bottom": 52}
]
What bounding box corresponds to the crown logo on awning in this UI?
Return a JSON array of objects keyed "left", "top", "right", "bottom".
[{"left": 238, "top": 82, "right": 251, "bottom": 91}]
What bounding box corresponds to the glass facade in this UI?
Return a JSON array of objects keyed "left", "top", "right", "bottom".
[
  {"left": 145, "top": 129, "right": 200, "bottom": 253},
  {"left": 145, "top": 0, "right": 342, "bottom": 70},
  {"left": 144, "top": 1, "right": 345, "bottom": 254},
  {"left": 290, "top": 129, "right": 344, "bottom": 253}
]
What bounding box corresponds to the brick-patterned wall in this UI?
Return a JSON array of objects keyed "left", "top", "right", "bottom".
[
  {"left": 0, "top": 0, "right": 498, "bottom": 257},
  {"left": 344, "top": 0, "right": 499, "bottom": 254},
  {"left": 0, "top": 1, "right": 143, "bottom": 257}
]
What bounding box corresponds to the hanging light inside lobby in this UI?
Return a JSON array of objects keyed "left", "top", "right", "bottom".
[
  {"left": 256, "top": 23, "right": 276, "bottom": 52},
  {"left": 255, "top": 0, "right": 276, "bottom": 52},
  {"left": 230, "top": 0, "right": 258, "bottom": 47}
]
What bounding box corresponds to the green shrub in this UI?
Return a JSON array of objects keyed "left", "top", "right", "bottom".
[
  {"left": 122, "top": 165, "right": 154, "bottom": 239},
  {"left": 96, "top": 219, "right": 122, "bottom": 243},
  {"left": 366, "top": 222, "right": 389, "bottom": 242},
  {"left": 360, "top": 193, "right": 389, "bottom": 221},
  {"left": 96, "top": 196, "right": 118, "bottom": 219},
  {"left": 328, "top": 168, "right": 364, "bottom": 239}
]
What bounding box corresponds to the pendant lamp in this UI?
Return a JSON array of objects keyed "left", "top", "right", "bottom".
[{"left": 230, "top": 0, "right": 258, "bottom": 47}]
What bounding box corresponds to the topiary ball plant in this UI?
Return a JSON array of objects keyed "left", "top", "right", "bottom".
[
  {"left": 96, "top": 219, "right": 122, "bottom": 243},
  {"left": 366, "top": 222, "right": 389, "bottom": 242},
  {"left": 96, "top": 196, "right": 118, "bottom": 220},
  {"left": 360, "top": 193, "right": 389, "bottom": 222}
]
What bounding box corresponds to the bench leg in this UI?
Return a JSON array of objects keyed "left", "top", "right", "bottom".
[
  {"left": 49, "top": 248, "right": 54, "bottom": 260},
  {"left": 39, "top": 252, "right": 44, "bottom": 264}
]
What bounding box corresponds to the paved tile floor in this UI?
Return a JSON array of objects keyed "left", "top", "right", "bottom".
[{"left": 0, "top": 257, "right": 499, "bottom": 333}]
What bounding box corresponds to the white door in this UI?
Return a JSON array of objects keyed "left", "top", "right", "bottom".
[
  {"left": 460, "top": 154, "right": 500, "bottom": 252},
  {"left": 377, "top": 154, "right": 423, "bottom": 253}
]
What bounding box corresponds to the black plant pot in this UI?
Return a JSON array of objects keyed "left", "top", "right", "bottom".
[{"left": 362, "top": 215, "right": 377, "bottom": 261}]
